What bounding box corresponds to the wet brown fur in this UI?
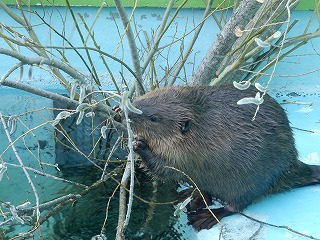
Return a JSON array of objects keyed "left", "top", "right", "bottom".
[{"left": 115, "top": 85, "right": 320, "bottom": 230}]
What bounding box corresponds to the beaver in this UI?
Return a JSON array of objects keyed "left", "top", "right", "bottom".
[{"left": 114, "top": 85, "right": 320, "bottom": 231}]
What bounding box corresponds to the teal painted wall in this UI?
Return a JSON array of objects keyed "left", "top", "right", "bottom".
[
  {"left": 0, "top": 7, "right": 319, "bottom": 91},
  {"left": 1, "top": 0, "right": 317, "bottom": 10}
]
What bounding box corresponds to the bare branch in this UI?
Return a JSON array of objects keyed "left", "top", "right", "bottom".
[
  {"left": 192, "top": 0, "right": 263, "bottom": 85},
  {"left": 0, "top": 1, "right": 70, "bottom": 88},
  {"left": 140, "top": 0, "right": 184, "bottom": 74},
  {"left": 113, "top": 0, "right": 144, "bottom": 95},
  {"left": 0, "top": 48, "right": 84, "bottom": 83},
  {"left": 0, "top": 111, "right": 41, "bottom": 233},
  {"left": 169, "top": 0, "right": 214, "bottom": 85},
  {"left": 215, "top": 0, "right": 299, "bottom": 84}
]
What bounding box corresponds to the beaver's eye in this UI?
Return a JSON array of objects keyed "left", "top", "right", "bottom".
[
  {"left": 180, "top": 119, "right": 192, "bottom": 133},
  {"left": 149, "top": 115, "right": 158, "bottom": 122}
]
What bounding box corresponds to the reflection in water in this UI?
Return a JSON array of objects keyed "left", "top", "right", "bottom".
[{"left": 52, "top": 100, "right": 183, "bottom": 239}]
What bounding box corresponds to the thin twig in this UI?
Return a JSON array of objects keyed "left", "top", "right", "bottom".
[
  {"left": 259, "top": 0, "right": 294, "bottom": 98},
  {"left": 6, "top": 162, "right": 88, "bottom": 188},
  {"left": 0, "top": 111, "right": 41, "bottom": 235},
  {"left": 192, "top": 0, "right": 263, "bottom": 85},
  {"left": 0, "top": 48, "right": 84, "bottom": 83},
  {"left": 66, "top": 0, "right": 100, "bottom": 85},
  {"left": 140, "top": 0, "right": 176, "bottom": 74},
  {"left": 113, "top": 0, "right": 144, "bottom": 96},
  {"left": 0, "top": 1, "right": 70, "bottom": 88},
  {"left": 170, "top": 0, "right": 214, "bottom": 85},
  {"left": 240, "top": 213, "right": 320, "bottom": 240},
  {"left": 165, "top": 166, "right": 224, "bottom": 240},
  {"left": 101, "top": 136, "right": 122, "bottom": 180},
  {"left": 100, "top": 183, "right": 121, "bottom": 236}
]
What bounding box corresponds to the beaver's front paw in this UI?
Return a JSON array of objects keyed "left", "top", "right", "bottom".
[
  {"left": 133, "top": 136, "right": 148, "bottom": 154},
  {"left": 113, "top": 105, "right": 123, "bottom": 123}
]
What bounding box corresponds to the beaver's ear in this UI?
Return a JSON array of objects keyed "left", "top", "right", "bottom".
[{"left": 180, "top": 119, "right": 192, "bottom": 133}]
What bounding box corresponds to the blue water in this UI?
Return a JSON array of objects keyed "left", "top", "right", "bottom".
[{"left": 1, "top": 88, "right": 319, "bottom": 239}]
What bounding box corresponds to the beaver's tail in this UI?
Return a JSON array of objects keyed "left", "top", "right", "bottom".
[{"left": 270, "top": 161, "right": 320, "bottom": 194}]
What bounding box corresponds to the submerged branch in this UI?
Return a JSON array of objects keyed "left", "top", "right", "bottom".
[{"left": 0, "top": 111, "right": 41, "bottom": 233}]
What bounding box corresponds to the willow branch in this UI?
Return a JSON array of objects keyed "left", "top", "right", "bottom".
[
  {"left": 1, "top": 61, "right": 24, "bottom": 82},
  {"left": 192, "top": 0, "right": 263, "bottom": 85},
  {"left": 220, "top": 0, "right": 299, "bottom": 83},
  {"left": 1, "top": 79, "right": 114, "bottom": 121},
  {"left": 113, "top": 0, "right": 144, "bottom": 95},
  {"left": 169, "top": 0, "right": 214, "bottom": 85},
  {"left": 122, "top": 111, "right": 136, "bottom": 231},
  {"left": 0, "top": 48, "right": 84, "bottom": 83},
  {"left": 115, "top": 101, "right": 137, "bottom": 240},
  {"left": 0, "top": 1, "right": 70, "bottom": 88},
  {"left": 6, "top": 162, "right": 88, "bottom": 188},
  {"left": 66, "top": 0, "right": 100, "bottom": 85},
  {"left": 140, "top": 0, "right": 175, "bottom": 74},
  {"left": 0, "top": 111, "right": 41, "bottom": 231},
  {"left": 16, "top": 194, "right": 81, "bottom": 215},
  {"left": 1, "top": 78, "right": 78, "bottom": 107},
  {"left": 116, "top": 177, "right": 127, "bottom": 240}
]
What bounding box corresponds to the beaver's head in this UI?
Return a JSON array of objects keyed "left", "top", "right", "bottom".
[
  {"left": 136, "top": 89, "right": 196, "bottom": 147},
  {"left": 114, "top": 87, "right": 207, "bottom": 157}
]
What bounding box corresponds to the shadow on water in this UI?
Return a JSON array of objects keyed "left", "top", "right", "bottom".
[
  {"left": 51, "top": 100, "right": 184, "bottom": 240},
  {"left": 52, "top": 169, "right": 184, "bottom": 240}
]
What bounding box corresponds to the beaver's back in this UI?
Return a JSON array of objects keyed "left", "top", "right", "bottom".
[{"left": 130, "top": 85, "right": 298, "bottom": 211}]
